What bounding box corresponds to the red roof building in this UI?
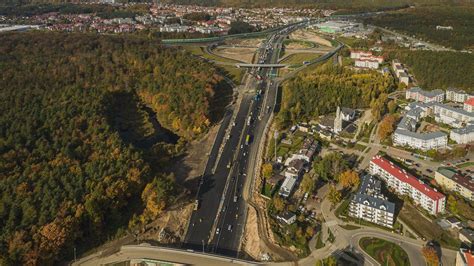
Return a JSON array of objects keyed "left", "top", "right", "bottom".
[
  {"left": 370, "top": 155, "right": 446, "bottom": 215},
  {"left": 464, "top": 98, "right": 474, "bottom": 113}
]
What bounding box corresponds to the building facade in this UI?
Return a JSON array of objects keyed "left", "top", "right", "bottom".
[
  {"left": 370, "top": 156, "right": 446, "bottom": 215},
  {"left": 406, "top": 87, "right": 445, "bottom": 103},
  {"left": 450, "top": 125, "right": 474, "bottom": 144},
  {"left": 393, "top": 128, "right": 448, "bottom": 151},
  {"left": 349, "top": 175, "right": 395, "bottom": 228},
  {"left": 435, "top": 167, "right": 474, "bottom": 201},
  {"left": 446, "top": 88, "right": 473, "bottom": 103}
]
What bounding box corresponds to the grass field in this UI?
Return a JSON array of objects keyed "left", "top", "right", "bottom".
[
  {"left": 360, "top": 237, "right": 410, "bottom": 266},
  {"left": 183, "top": 46, "right": 244, "bottom": 84},
  {"left": 283, "top": 39, "right": 316, "bottom": 48},
  {"left": 281, "top": 53, "right": 321, "bottom": 66},
  {"left": 457, "top": 162, "right": 474, "bottom": 168},
  {"left": 399, "top": 202, "right": 461, "bottom": 249}
]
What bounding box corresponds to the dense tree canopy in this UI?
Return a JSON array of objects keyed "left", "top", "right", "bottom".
[
  {"left": 0, "top": 32, "right": 225, "bottom": 264},
  {"left": 276, "top": 62, "right": 395, "bottom": 128}
]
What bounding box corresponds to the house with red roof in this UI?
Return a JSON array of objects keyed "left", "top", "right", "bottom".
[
  {"left": 456, "top": 248, "right": 474, "bottom": 266},
  {"left": 369, "top": 155, "right": 446, "bottom": 215},
  {"left": 464, "top": 98, "right": 474, "bottom": 113}
]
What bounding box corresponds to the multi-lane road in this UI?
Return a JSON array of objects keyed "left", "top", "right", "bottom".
[{"left": 183, "top": 27, "right": 292, "bottom": 257}]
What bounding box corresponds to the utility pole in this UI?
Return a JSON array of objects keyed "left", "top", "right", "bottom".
[
  {"left": 74, "top": 247, "right": 76, "bottom": 262},
  {"left": 202, "top": 239, "right": 205, "bottom": 253}
]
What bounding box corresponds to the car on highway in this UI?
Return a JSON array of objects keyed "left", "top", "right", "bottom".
[
  {"left": 233, "top": 195, "right": 238, "bottom": 202},
  {"left": 228, "top": 225, "right": 232, "bottom": 231},
  {"left": 216, "top": 228, "right": 220, "bottom": 235},
  {"left": 227, "top": 161, "right": 232, "bottom": 168},
  {"left": 194, "top": 200, "right": 199, "bottom": 210}
]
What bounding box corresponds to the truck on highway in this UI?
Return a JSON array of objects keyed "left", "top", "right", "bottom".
[
  {"left": 194, "top": 200, "right": 199, "bottom": 210},
  {"left": 247, "top": 116, "right": 252, "bottom": 126},
  {"left": 245, "top": 134, "right": 251, "bottom": 145}
]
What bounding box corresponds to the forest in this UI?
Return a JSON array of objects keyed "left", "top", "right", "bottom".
[
  {"left": 0, "top": 32, "right": 227, "bottom": 265},
  {"left": 364, "top": 6, "right": 474, "bottom": 50},
  {"left": 393, "top": 50, "right": 474, "bottom": 92},
  {"left": 276, "top": 62, "right": 395, "bottom": 129}
]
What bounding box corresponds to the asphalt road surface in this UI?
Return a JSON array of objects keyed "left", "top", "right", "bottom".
[
  {"left": 183, "top": 26, "right": 295, "bottom": 257},
  {"left": 182, "top": 20, "right": 345, "bottom": 259}
]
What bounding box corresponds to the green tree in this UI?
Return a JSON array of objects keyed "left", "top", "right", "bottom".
[{"left": 328, "top": 185, "right": 342, "bottom": 207}]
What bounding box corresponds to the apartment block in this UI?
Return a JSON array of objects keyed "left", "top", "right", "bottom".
[
  {"left": 370, "top": 156, "right": 446, "bottom": 215},
  {"left": 349, "top": 175, "right": 395, "bottom": 228}
]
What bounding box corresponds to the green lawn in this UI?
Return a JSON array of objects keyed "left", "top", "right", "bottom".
[
  {"left": 339, "top": 224, "right": 360, "bottom": 230},
  {"left": 283, "top": 39, "right": 316, "bottom": 48},
  {"left": 354, "top": 143, "right": 367, "bottom": 152},
  {"left": 183, "top": 46, "right": 243, "bottom": 84},
  {"left": 281, "top": 53, "right": 321, "bottom": 66},
  {"left": 399, "top": 202, "right": 461, "bottom": 249},
  {"left": 359, "top": 237, "right": 410, "bottom": 266},
  {"left": 335, "top": 198, "right": 351, "bottom": 218},
  {"left": 457, "top": 162, "right": 474, "bottom": 168}
]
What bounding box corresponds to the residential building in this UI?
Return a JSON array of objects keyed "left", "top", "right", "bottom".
[
  {"left": 284, "top": 159, "right": 305, "bottom": 179},
  {"left": 460, "top": 228, "right": 474, "bottom": 245},
  {"left": 393, "top": 128, "right": 448, "bottom": 151},
  {"left": 456, "top": 248, "right": 474, "bottom": 266},
  {"left": 392, "top": 60, "right": 406, "bottom": 78},
  {"left": 406, "top": 87, "right": 445, "bottom": 103},
  {"left": 355, "top": 58, "right": 380, "bottom": 69},
  {"left": 278, "top": 176, "right": 297, "bottom": 198},
  {"left": 465, "top": 98, "right": 474, "bottom": 113},
  {"left": 351, "top": 50, "right": 383, "bottom": 69},
  {"left": 433, "top": 103, "right": 474, "bottom": 128},
  {"left": 435, "top": 167, "right": 474, "bottom": 201},
  {"left": 341, "top": 107, "right": 356, "bottom": 121},
  {"left": 451, "top": 125, "right": 474, "bottom": 144},
  {"left": 277, "top": 211, "right": 296, "bottom": 225},
  {"left": 370, "top": 156, "right": 446, "bottom": 215},
  {"left": 446, "top": 88, "right": 473, "bottom": 103},
  {"left": 399, "top": 72, "right": 410, "bottom": 86},
  {"left": 350, "top": 50, "right": 372, "bottom": 59},
  {"left": 349, "top": 175, "right": 395, "bottom": 228}
]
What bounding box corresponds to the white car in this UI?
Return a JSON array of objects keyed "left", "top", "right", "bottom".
[{"left": 216, "top": 228, "right": 220, "bottom": 235}]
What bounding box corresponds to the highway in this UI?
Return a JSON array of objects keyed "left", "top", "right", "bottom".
[{"left": 183, "top": 25, "right": 296, "bottom": 257}]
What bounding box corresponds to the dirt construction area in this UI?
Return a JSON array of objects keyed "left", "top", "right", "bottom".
[
  {"left": 214, "top": 47, "right": 255, "bottom": 63},
  {"left": 290, "top": 29, "right": 333, "bottom": 47}
]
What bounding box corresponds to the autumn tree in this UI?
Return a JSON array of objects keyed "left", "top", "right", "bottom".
[
  {"left": 447, "top": 195, "right": 458, "bottom": 215},
  {"left": 328, "top": 185, "right": 342, "bottom": 207},
  {"left": 262, "top": 163, "right": 273, "bottom": 179},
  {"left": 422, "top": 246, "right": 439, "bottom": 266},
  {"left": 273, "top": 196, "right": 285, "bottom": 212},
  {"left": 378, "top": 114, "right": 397, "bottom": 140},
  {"left": 337, "top": 170, "right": 360, "bottom": 189},
  {"left": 301, "top": 173, "right": 315, "bottom": 193}
]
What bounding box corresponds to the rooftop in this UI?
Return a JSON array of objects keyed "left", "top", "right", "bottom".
[
  {"left": 408, "top": 87, "right": 444, "bottom": 98},
  {"left": 371, "top": 156, "right": 445, "bottom": 201},
  {"left": 436, "top": 167, "right": 474, "bottom": 193},
  {"left": 394, "top": 128, "right": 447, "bottom": 141},
  {"left": 353, "top": 175, "right": 395, "bottom": 214},
  {"left": 465, "top": 98, "right": 474, "bottom": 106}
]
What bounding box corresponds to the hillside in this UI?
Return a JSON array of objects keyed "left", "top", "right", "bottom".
[{"left": 0, "top": 32, "right": 228, "bottom": 265}]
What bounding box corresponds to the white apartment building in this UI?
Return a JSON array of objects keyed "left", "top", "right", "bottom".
[
  {"left": 393, "top": 128, "right": 448, "bottom": 151},
  {"left": 406, "top": 87, "right": 445, "bottom": 103},
  {"left": 446, "top": 88, "right": 474, "bottom": 103},
  {"left": 278, "top": 176, "right": 297, "bottom": 198},
  {"left": 450, "top": 125, "right": 474, "bottom": 144},
  {"left": 355, "top": 59, "right": 380, "bottom": 69},
  {"left": 370, "top": 156, "right": 446, "bottom": 215},
  {"left": 349, "top": 175, "right": 395, "bottom": 228},
  {"left": 432, "top": 103, "right": 474, "bottom": 128}
]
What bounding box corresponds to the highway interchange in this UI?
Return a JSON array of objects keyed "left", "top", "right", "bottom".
[{"left": 72, "top": 18, "right": 461, "bottom": 266}]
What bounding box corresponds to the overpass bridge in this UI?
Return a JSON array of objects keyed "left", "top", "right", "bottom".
[{"left": 236, "top": 63, "right": 287, "bottom": 68}]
